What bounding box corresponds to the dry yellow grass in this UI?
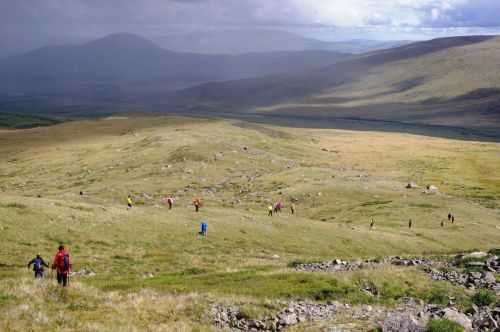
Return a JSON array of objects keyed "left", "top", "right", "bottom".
[{"left": 0, "top": 115, "right": 499, "bottom": 330}]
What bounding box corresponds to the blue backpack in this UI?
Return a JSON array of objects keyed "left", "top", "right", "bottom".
[
  {"left": 63, "top": 253, "right": 70, "bottom": 272},
  {"left": 33, "top": 258, "right": 42, "bottom": 271}
]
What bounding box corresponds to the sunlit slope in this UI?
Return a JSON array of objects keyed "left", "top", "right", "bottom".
[
  {"left": 1, "top": 115, "right": 499, "bottom": 330},
  {"left": 263, "top": 36, "right": 500, "bottom": 127},
  {"left": 172, "top": 36, "right": 500, "bottom": 129},
  {"left": 1, "top": 116, "right": 499, "bottom": 267}
]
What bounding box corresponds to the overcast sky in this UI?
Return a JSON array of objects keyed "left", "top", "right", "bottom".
[{"left": 1, "top": 0, "right": 500, "bottom": 56}]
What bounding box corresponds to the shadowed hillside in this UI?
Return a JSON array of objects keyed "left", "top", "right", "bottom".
[
  {"left": 152, "top": 29, "right": 410, "bottom": 54},
  {"left": 165, "top": 36, "right": 500, "bottom": 130},
  {"left": 0, "top": 33, "right": 349, "bottom": 101}
]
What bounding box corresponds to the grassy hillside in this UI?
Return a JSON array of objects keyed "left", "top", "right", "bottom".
[
  {"left": 261, "top": 36, "right": 500, "bottom": 128},
  {"left": 0, "top": 112, "right": 61, "bottom": 128},
  {"left": 0, "top": 116, "right": 499, "bottom": 330},
  {"left": 167, "top": 36, "right": 500, "bottom": 130}
]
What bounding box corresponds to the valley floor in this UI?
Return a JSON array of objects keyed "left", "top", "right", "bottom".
[{"left": 0, "top": 115, "right": 499, "bottom": 331}]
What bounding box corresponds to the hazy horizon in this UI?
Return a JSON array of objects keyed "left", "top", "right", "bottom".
[{"left": 2, "top": 1, "right": 500, "bottom": 57}]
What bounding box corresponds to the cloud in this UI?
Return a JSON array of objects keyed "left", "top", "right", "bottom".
[
  {"left": 3, "top": 0, "right": 499, "bottom": 30},
  {"left": 1, "top": 0, "right": 499, "bottom": 56}
]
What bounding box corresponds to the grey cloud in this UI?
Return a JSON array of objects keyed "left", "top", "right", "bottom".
[{"left": 1, "top": 0, "right": 500, "bottom": 57}]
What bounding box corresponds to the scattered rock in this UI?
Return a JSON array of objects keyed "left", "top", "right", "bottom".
[
  {"left": 390, "top": 257, "right": 433, "bottom": 267},
  {"left": 383, "top": 313, "right": 425, "bottom": 332},
  {"left": 294, "top": 258, "right": 377, "bottom": 272},
  {"left": 294, "top": 256, "right": 432, "bottom": 273},
  {"left": 464, "top": 252, "right": 489, "bottom": 259},
  {"left": 70, "top": 267, "right": 96, "bottom": 277},
  {"left": 212, "top": 301, "right": 337, "bottom": 331},
  {"left": 471, "top": 306, "right": 500, "bottom": 331},
  {"left": 426, "top": 268, "right": 500, "bottom": 293},
  {"left": 442, "top": 308, "right": 473, "bottom": 331},
  {"left": 422, "top": 185, "right": 439, "bottom": 194},
  {"left": 406, "top": 182, "right": 419, "bottom": 189}
]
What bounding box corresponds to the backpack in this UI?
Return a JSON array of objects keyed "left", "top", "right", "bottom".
[
  {"left": 33, "top": 258, "right": 42, "bottom": 271},
  {"left": 62, "top": 253, "right": 70, "bottom": 272}
]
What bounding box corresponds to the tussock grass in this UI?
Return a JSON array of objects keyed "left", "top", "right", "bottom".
[
  {"left": 0, "top": 278, "right": 214, "bottom": 332},
  {"left": 0, "top": 115, "right": 499, "bottom": 330}
]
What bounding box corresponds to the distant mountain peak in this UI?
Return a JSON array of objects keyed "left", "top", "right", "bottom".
[{"left": 84, "top": 33, "right": 161, "bottom": 50}]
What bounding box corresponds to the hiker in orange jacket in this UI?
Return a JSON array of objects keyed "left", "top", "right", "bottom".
[{"left": 193, "top": 198, "right": 202, "bottom": 212}]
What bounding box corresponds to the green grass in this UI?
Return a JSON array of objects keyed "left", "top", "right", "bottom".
[
  {"left": 0, "top": 293, "right": 15, "bottom": 306},
  {"left": 471, "top": 290, "right": 497, "bottom": 307},
  {"left": 0, "top": 112, "right": 61, "bottom": 129},
  {"left": 0, "top": 115, "right": 499, "bottom": 330},
  {"left": 427, "top": 319, "right": 465, "bottom": 332}
]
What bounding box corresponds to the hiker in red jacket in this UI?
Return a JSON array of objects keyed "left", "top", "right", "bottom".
[
  {"left": 52, "top": 245, "right": 71, "bottom": 287},
  {"left": 165, "top": 196, "right": 174, "bottom": 210}
]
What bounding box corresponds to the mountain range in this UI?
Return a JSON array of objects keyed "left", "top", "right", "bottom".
[
  {"left": 1, "top": 32, "right": 499, "bottom": 133},
  {"left": 0, "top": 33, "right": 348, "bottom": 101},
  {"left": 163, "top": 35, "right": 500, "bottom": 130},
  {"left": 152, "top": 29, "right": 410, "bottom": 54}
]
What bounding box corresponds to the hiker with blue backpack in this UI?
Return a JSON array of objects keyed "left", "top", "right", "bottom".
[
  {"left": 51, "top": 245, "right": 72, "bottom": 287},
  {"left": 199, "top": 222, "right": 208, "bottom": 238},
  {"left": 27, "top": 254, "right": 49, "bottom": 279}
]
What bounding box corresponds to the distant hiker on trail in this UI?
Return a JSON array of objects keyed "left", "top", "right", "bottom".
[
  {"left": 52, "top": 245, "right": 71, "bottom": 287},
  {"left": 448, "top": 213, "right": 452, "bottom": 222},
  {"left": 199, "top": 222, "right": 208, "bottom": 238},
  {"left": 370, "top": 219, "right": 374, "bottom": 230},
  {"left": 27, "top": 254, "right": 49, "bottom": 279},
  {"left": 193, "top": 198, "right": 202, "bottom": 212},
  {"left": 408, "top": 219, "right": 412, "bottom": 229},
  {"left": 274, "top": 201, "right": 283, "bottom": 214},
  {"left": 290, "top": 203, "right": 295, "bottom": 215},
  {"left": 451, "top": 215, "right": 455, "bottom": 223},
  {"left": 127, "top": 195, "right": 133, "bottom": 209},
  {"left": 441, "top": 220, "right": 444, "bottom": 227},
  {"left": 162, "top": 196, "right": 174, "bottom": 210},
  {"left": 268, "top": 205, "right": 273, "bottom": 217},
  {"left": 79, "top": 191, "right": 83, "bottom": 196}
]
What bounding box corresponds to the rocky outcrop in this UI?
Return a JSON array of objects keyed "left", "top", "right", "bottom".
[
  {"left": 420, "top": 304, "right": 500, "bottom": 332},
  {"left": 212, "top": 301, "right": 337, "bottom": 331},
  {"left": 470, "top": 305, "right": 500, "bottom": 331},
  {"left": 390, "top": 257, "right": 434, "bottom": 267},
  {"left": 293, "top": 257, "right": 433, "bottom": 273},
  {"left": 293, "top": 258, "right": 382, "bottom": 272},
  {"left": 486, "top": 255, "right": 500, "bottom": 273},
  {"left": 426, "top": 269, "right": 500, "bottom": 294},
  {"left": 383, "top": 313, "right": 425, "bottom": 332}
]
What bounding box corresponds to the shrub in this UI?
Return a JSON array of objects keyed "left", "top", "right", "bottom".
[
  {"left": 182, "top": 268, "right": 207, "bottom": 275},
  {"left": 427, "top": 319, "right": 464, "bottom": 332},
  {"left": 471, "top": 290, "right": 496, "bottom": 307},
  {"left": 426, "top": 288, "right": 449, "bottom": 305},
  {"left": 369, "top": 326, "right": 383, "bottom": 332},
  {"left": 287, "top": 260, "right": 314, "bottom": 268},
  {"left": 488, "top": 248, "right": 500, "bottom": 256},
  {"left": 312, "top": 288, "right": 336, "bottom": 301},
  {"left": 2, "top": 202, "right": 27, "bottom": 209},
  {"left": 0, "top": 293, "right": 14, "bottom": 305}
]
